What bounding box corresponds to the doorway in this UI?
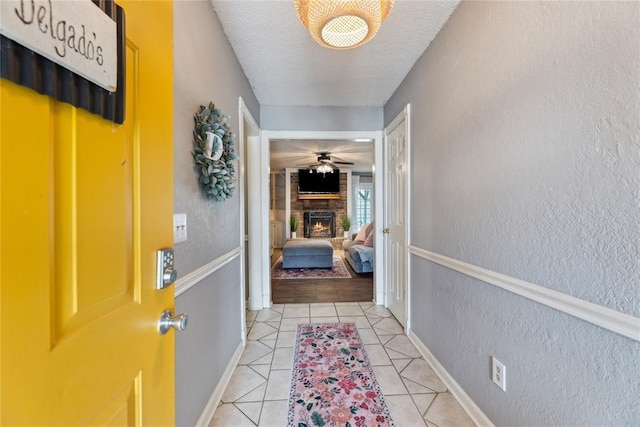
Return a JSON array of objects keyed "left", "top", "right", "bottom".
[{"left": 247, "top": 131, "right": 384, "bottom": 309}]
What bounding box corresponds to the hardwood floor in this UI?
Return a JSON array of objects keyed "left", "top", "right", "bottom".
[{"left": 271, "top": 248, "right": 373, "bottom": 304}]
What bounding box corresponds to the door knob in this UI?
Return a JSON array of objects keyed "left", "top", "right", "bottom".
[
  {"left": 383, "top": 228, "right": 390, "bottom": 234},
  {"left": 158, "top": 310, "right": 188, "bottom": 335}
]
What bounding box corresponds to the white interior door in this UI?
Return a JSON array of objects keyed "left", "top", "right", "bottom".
[{"left": 384, "top": 106, "right": 410, "bottom": 328}]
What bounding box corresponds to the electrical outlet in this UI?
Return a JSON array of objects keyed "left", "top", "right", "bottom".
[
  {"left": 174, "top": 213, "right": 187, "bottom": 243},
  {"left": 491, "top": 356, "right": 506, "bottom": 392}
]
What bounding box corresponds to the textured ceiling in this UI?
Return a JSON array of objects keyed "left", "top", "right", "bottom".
[
  {"left": 211, "top": 0, "right": 459, "bottom": 107},
  {"left": 211, "top": 0, "right": 458, "bottom": 171}
]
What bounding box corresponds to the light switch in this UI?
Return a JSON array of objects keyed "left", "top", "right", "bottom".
[{"left": 174, "top": 213, "right": 187, "bottom": 243}]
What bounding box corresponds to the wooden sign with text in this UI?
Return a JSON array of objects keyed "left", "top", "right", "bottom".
[{"left": 0, "top": 0, "right": 117, "bottom": 92}]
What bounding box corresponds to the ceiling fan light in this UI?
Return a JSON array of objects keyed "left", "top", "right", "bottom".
[
  {"left": 316, "top": 164, "right": 334, "bottom": 174},
  {"left": 294, "top": 0, "right": 395, "bottom": 49}
]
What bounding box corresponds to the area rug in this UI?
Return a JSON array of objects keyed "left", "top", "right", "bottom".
[
  {"left": 288, "top": 323, "right": 395, "bottom": 427},
  {"left": 271, "top": 256, "right": 352, "bottom": 280}
]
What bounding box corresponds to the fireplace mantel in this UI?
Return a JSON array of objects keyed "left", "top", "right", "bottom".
[{"left": 298, "top": 194, "right": 340, "bottom": 200}]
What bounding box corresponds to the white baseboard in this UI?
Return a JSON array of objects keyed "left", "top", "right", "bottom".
[
  {"left": 407, "top": 330, "right": 494, "bottom": 427},
  {"left": 195, "top": 341, "right": 245, "bottom": 427}
]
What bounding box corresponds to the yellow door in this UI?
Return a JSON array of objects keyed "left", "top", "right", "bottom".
[{"left": 1, "top": 1, "right": 175, "bottom": 425}]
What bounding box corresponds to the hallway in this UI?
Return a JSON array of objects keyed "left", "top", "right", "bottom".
[{"left": 211, "top": 302, "right": 475, "bottom": 426}]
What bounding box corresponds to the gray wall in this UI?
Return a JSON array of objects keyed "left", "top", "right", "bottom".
[
  {"left": 174, "top": 262, "right": 242, "bottom": 426},
  {"left": 261, "top": 105, "right": 382, "bottom": 131},
  {"left": 173, "top": 1, "right": 259, "bottom": 425},
  {"left": 385, "top": 1, "right": 640, "bottom": 426}
]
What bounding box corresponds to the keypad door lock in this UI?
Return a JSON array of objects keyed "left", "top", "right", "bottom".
[{"left": 157, "top": 248, "right": 178, "bottom": 289}]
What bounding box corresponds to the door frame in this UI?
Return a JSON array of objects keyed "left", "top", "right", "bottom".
[
  {"left": 383, "top": 104, "right": 411, "bottom": 331},
  {"left": 250, "top": 130, "right": 384, "bottom": 308},
  {"left": 238, "top": 98, "right": 260, "bottom": 326}
]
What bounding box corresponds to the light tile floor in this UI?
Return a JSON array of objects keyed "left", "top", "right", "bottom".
[{"left": 210, "top": 302, "right": 476, "bottom": 427}]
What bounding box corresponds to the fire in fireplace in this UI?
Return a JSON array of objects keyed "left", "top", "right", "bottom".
[{"left": 304, "top": 211, "right": 335, "bottom": 238}]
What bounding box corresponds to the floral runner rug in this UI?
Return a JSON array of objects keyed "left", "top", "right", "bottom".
[
  {"left": 272, "top": 256, "right": 352, "bottom": 280},
  {"left": 288, "top": 323, "right": 395, "bottom": 427}
]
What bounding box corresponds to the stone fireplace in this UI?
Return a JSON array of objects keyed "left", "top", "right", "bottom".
[
  {"left": 304, "top": 211, "right": 335, "bottom": 238},
  {"left": 289, "top": 172, "right": 349, "bottom": 239}
]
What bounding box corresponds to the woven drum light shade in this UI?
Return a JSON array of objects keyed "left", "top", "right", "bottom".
[{"left": 294, "top": 0, "right": 395, "bottom": 49}]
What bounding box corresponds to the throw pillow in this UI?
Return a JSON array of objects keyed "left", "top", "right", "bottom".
[
  {"left": 354, "top": 222, "right": 371, "bottom": 243},
  {"left": 363, "top": 229, "right": 374, "bottom": 247}
]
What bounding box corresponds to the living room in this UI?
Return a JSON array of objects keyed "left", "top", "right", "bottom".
[{"left": 269, "top": 139, "right": 375, "bottom": 303}]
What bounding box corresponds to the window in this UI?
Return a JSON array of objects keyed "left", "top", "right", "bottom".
[{"left": 355, "top": 183, "right": 372, "bottom": 229}]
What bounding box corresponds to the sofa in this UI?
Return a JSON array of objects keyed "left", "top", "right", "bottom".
[{"left": 343, "top": 222, "right": 374, "bottom": 274}]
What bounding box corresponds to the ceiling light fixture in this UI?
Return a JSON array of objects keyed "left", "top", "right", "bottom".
[
  {"left": 316, "top": 163, "right": 333, "bottom": 174},
  {"left": 294, "top": 0, "right": 395, "bottom": 49}
]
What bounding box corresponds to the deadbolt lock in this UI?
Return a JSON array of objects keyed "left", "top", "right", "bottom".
[{"left": 157, "top": 248, "right": 178, "bottom": 289}]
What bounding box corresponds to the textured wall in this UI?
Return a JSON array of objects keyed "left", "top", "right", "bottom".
[
  {"left": 174, "top": 261, "right": 242, "bottom": 427},
  {"left": 173, "top": 1, "right": 259, "bottom": 425},
  {"left": 174, "top": 0, "right": 259, "bottom": 271},
  {"left": 261, "top": 105, "right": 382, "bottom": 131},
  {"left": 411, "top": 260, "right": 639, "bottom": 426},
  {"left": 385, "top": 1, "right": 640, "bottom": 425}
]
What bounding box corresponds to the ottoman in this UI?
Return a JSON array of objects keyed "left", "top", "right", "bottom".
[{"left": 282, "top": 239, "right": 333, "bottom": 269}]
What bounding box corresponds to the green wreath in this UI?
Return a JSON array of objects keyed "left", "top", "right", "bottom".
[{"left": 193, "top": 102, "right": 238, "bottom": 201}]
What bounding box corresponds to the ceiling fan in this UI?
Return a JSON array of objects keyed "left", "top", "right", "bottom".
[{"left": 298, "top": 152, "right": 354, "bottom": 173}]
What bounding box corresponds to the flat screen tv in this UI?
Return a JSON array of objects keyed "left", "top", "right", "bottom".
[{"left": 298, "top": 169, "right": 340, "bottom": 194}]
